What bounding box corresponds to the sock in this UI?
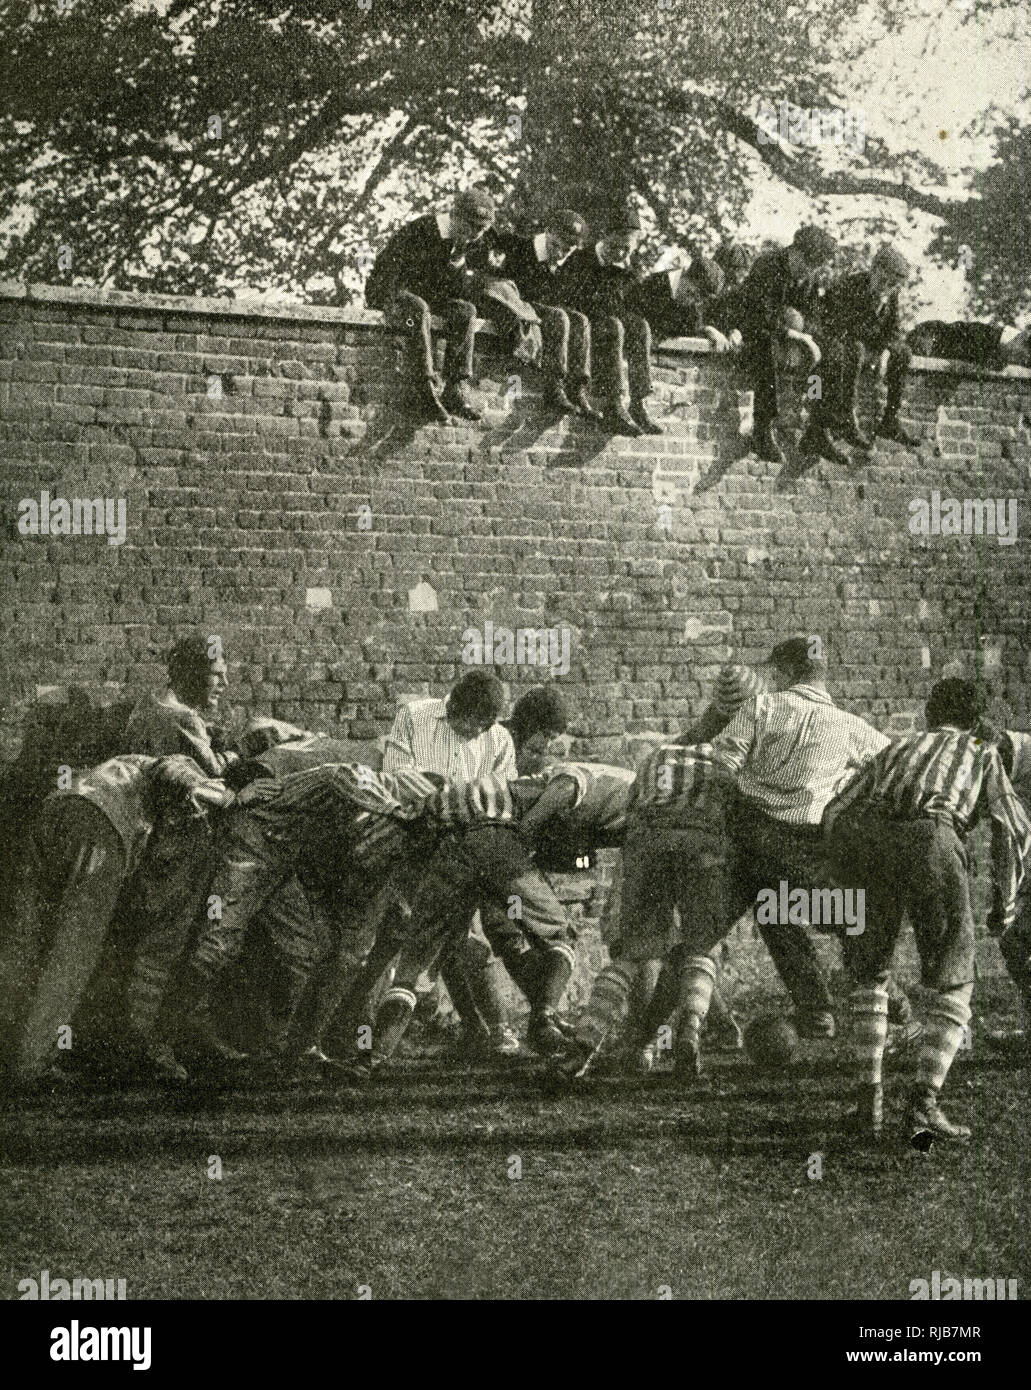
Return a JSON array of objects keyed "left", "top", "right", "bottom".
[
  {"left": 674, "top": 955, "right": 718, "bottom": 1034},
  {"left": 536, "top": 944, "right": 575, "bottom": 1011},
  {"left": 916, "top": 983, "right": 973, "bottom": 1098},
  {"left": 372, "top": 987, "right": 418, "bottom": 1061},
  {"left": 851, "top": 984, "right": 889, "bottom": 1086},
  {"left": 575, "top": 963, "right": 637, "bottom": 1050}
]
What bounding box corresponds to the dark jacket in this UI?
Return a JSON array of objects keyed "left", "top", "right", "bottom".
[
  {"left": 821, "top": 271, "right": 904, "bottom": 352},
  {"left": 490, "top": 232, "right": 577, "bottom": 307},
  {"left": 732, "top": 247, "right": 821, "bottom": 342},
  {"left": 560, "top": 246, "right": 641, "bottom": 321},
  {"left": 635, "top": 270, "right": 705, "bottom": 340},
  {"left": 365, "top": 213, "right": 482, "bottom": 312}
]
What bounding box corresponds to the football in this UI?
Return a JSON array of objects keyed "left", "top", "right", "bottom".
[{"left": 744, "top": 1013, "right": 799, "bottom": 1069}]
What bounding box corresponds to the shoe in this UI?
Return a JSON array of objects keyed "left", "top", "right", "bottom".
[
  {"left": 410, "top": 378, "right": 452, "bottom": 425},
  {"left": 906, "top": 1094, "right": 971, "bottom": 1147},
  {"left": 672, "top": 1027, "right": 703, "bottom": 1082},
  {"left": 633, "top": 1043, "right": 658, "bottom": 1075},
  {"left": 543, "top": 381, "right": 577, "bottom": 416},
  {"left": 798, "top": 425, "right": 849, "bottom": 466},
  {"left": 839, "top": 410, "right": 872, "bottom": 449},
  {"left": 601, "top": 403, "right": 643, "bottom": 437},
  {"left": 629, "top": 397, "right": 664, "bottom": 435},
  {"left": 441, "top": 381, "right": 482, "bottom": 421},
  {"left": 183, "top": 1011, "right": 250, "bottom": 1063},
  {"left": 844, "top": 1082, "right": 884, "bottom": 1139},
  {"left": 138, "top": 1039, "right": 188, "bottom": 1085},
  {"left": 573, "top": 384, "right": 605, "bottom": 422},
  {"left": 795, "top": 1010, "right": 836, "bottom": 1039},
  {"left": 876, "top": 413, "right": 919, "bottom": 447},
  {"left": 550, "top": 1039, "right": 599, "bottom": 1084},
  {"left": 526, "top": 1009, "right": 568, "bottom": 1058},
  {"left": 884, "top": 1019, "right": 923, "bottom": 1058}
]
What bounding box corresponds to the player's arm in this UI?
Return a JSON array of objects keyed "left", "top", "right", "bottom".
[
  {"left": 710, "top": 698, "right": 760, "bottom": 774},
  {"left": 517, "top": 774, "right": 580, "bottom": 845},
  {"left": 382, "top": 704, "right": 417, "bottom": 774},
  {"left": 983, "top": 752, "right": 1031, "bottom": 934},
  {"left": 174, "top": 709, "right": 239, "bottom": 778}
]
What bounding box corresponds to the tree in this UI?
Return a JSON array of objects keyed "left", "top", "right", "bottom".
[{"left": 0, "top": 0, "right": 1027, "bottom": 317}]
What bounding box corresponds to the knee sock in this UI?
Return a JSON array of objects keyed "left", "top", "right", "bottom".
[
  {"left": 851, "top": 983, "right": 890, "bottom": 1086},
  {"left": 575, "top": 963, "right": 637, "bottom": 1050},
  {"left": 372, "top": 987, "right": 418, "bottom": 1062},
  {"left": 674, "top": 954, "right": 718, "bottom": 1035},
  {"left": 916, "top": 982, "right": 973, "bottom": 1099}
]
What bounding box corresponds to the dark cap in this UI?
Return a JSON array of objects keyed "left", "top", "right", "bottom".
[
  {"left": 454, "top": 188, "right": 497, "bottom": 227},
  {"left": 766, "top": 635, "right": 826, "bottom": 682},
  {"left": 792, "top": 225, "right": 837, "bottom": 265},
  {"left": 547, "top": 209, "right": 588, "bottom": 245},
  {"left": 686, "top": 255, "right": 725, "bottom": 298},
  {"left": 605, "top": 207, "right": 642, "bottom": 233},
  {"left": 872, "top": 244, "right": 910, "bottom": 281}
]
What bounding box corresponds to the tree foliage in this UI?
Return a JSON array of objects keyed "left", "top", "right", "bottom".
[{"left": 0, "top": 0, "right": 1026, "bottom": 316}]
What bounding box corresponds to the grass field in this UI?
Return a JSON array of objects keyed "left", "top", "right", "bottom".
[{"left": 1, "top": 970, "right": 1027, "bottom": 1302}]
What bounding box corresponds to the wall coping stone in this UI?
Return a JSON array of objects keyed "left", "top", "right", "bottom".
[{"left": 1, "top": 280, "right": 1029, "bottom": 381}]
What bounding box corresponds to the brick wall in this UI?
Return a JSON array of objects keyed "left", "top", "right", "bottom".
[{"left": 2, "top": 281, "right": 1030, "bottom": 770}]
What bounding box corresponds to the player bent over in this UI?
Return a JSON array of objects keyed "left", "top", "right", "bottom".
[
  {"left": 357, "top": 765, "right": 632, "bottom": 1068},
  {"left": 825, "top": 679, "right": 1031, "bottom": 1145},
  {"left": 181, "top": 763, "right": 441, "bottom": 1067},
  {"left": 554, "top": 742, "right": 740, "bottom": 1082}
]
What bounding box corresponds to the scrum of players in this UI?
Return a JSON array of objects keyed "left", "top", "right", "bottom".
[{"left": 2, "top": 630, "right": 1028, "bottom": 1152}]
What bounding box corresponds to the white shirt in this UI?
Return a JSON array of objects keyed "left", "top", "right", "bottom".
[
  {"left": 712, "top": 685, "right": 889, "bottom": 826},
  {"left": 382, "top": 697, "right": 517, "bottom": 783}
]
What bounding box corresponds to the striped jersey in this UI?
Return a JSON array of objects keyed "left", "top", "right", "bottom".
[
  {"left": 829, "top": 727, "right": 1031, "bottom": 928},
  {"left": 542, "top": 762, "right": 636, "bottom": 840},
  {"left": 238, "top": 762, "right": 439, "bottom": 861},
  {"left": 424, "top": 762, "right": 634, "bottom": 835},
  {"left": 382, "top": 697, "right": 517, "bottom": 782},
  {"left": 631, "top": 742, "right": 737, "bottom": 824},
  {"left": 712, "top": 684, "right": 889, "bottom": 826},
  {"left": 1003, "top": 730, "right": 1031, "bottom": 808}
]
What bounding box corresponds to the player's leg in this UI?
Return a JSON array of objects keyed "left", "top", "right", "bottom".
[
  {"left": 831, "top": 810, "right": 906, "bottom": 1137},
  {"left": 904, "top": 821, "right": 976, "bottom": 1144},
  {"left": 122, "top": 816, "right": 215, "bottom": 1082},
  {"left": 183, "top": 810, "right": 293, "bottom": 1060},
  {"left": 13, "top": 800, "right": 127, "bottom": 1085},
  {"left": 664, "top": 820, "right": 737, "bottom": 1080}
]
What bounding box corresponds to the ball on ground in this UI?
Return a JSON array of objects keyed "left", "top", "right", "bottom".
[{"left": 744, "top": 1013, "right": 799, "bottom": 1069}]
